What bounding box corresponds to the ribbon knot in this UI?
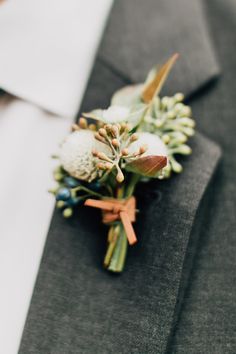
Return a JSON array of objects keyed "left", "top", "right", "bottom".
[{"left": 84, "top": 197, "right": 137, "bottom": 245}]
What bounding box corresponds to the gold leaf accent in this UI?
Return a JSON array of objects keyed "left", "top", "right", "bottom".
[
  {"left": 126, "top": 155, "right": 167, "bottom": 177},
  {"left": 142, "top": 53, "right": 179, "bottom": 103}
]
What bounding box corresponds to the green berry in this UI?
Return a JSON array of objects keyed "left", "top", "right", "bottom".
[
  {"left": 56, "top": 200, "right": 65, "bottom": 208},
  {"left": 54, "top": 172, "right": 64, "bottom": 181},
  {"left": 170, "top": 159, "right": 183, "bottom": 173},
  {"left": 174, "top": 92, "right": 184, "bottom": 102},
  {"left": 63, "top": 208, "right": 73, "bottom": 218}
]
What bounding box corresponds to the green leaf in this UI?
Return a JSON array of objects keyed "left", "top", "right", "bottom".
[{"left": 125, "top": 155, "right": 167, "bottom": 178}]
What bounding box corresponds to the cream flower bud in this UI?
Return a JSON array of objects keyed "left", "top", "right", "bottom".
[
  {"left": 128, "top": 132, "right": 168, "bottom": 158},
  {"left": 60, "top": 130, "right": 110, "bottom": 182}
]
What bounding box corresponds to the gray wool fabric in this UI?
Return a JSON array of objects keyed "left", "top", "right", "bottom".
[
  {"left": 170, "top": 0, "right": 236, "bottom": 353},
  {"left": 18, "top": 0, "right": 233, "bottom": 353},
  {"left": 99, "top": 0, "right": 220, "bottom": 97}
]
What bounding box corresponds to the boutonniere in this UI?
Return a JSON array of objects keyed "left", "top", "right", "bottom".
[{"left": 50, "top": 54, "right": 195, "bottom": 272}]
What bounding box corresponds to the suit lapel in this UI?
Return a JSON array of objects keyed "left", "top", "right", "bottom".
[
  {"left": 99, "top": 0, "right": 220, "bottom": 97},
  {"left": 19, "top": 1, "right": 222, "bottom": 353}
]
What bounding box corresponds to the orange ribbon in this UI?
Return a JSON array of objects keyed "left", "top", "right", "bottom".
[{"left": 84, "top": 197, "right": 137, "bottom": 245}]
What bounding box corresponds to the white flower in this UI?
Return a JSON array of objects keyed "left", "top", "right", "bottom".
[
  {"left": 101, "top": 106, "right": 130, "bottom": 123},
  {"left": 129, "top": 132, "right": 168, "bottom": 157},
  {"left": 59, "top": 130, "right": 109, "bottom": 182},
  {"left": 84, "top": 104, "right": 146, "bottom": 126}
]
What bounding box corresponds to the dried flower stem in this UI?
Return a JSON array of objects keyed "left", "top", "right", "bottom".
[
  {"left": 71, "top": 185, "right": 102, "bottom": 198},
  {"left": 103, "top": 225, "right": 119, "bottom": 267},
  {"left": 104, "top": 174, "right": 140, "bottom": 272}
]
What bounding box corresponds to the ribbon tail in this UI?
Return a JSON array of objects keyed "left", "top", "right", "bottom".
[
  {"left": 84, "top": 199, "right": 113, "bottom": 211},
  {"left": 120, "top": 211, "right": 137, "bottom": 245}
]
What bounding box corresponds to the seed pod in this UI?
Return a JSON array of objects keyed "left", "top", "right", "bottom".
[
  {"left": 88, "top": 124, "right": 96, "bottom": 131},
  {"left": 121, "top": 148, "right": 129, "bottom": 156},
  {"left": 116, "top": 170, "right": 124, "bottom": 183},
  {"left": 79, "top": 117, "right": 88, "bottom": 129},
  {"left": 130, "top": 133, "right": 138, "bottom": 142},
  {"left": 125, "top": 123, "right": 132, "bottom": 131},
  {"left": 112, "top": 138, "right": 120, "bottom": 148},
  {"left": 105, "top": 162, "right": 113, "bottom": 170},
  {"left": 120, "top": 122, "right": 127, "bottom": 133},
  {"left": 71, "top": 124, "right": 79, "bottom": 131},
  {"left": 97, "top": 152, "right": 111, "bottom": 162},
  {"left": 132, "top": 150, "right": 140, "bottom": 157},
  {"left": 94, "top": 132, "right": 105, "bottom": 142},
  {"left": 98, "top": 128, "right": 107, "bottom": 137},
  {"left": 111, "top": 125, "right": 119, "bottom": 137},
  {"left": 116, "top": 123, "right": 121, "bottom": 131},
  {"left": 92, "top": 149, "right": 98, "bottom": 157},
  {"left": 97, "top": 162, "right": 106, "bottom": 170},
  {"left": 105, "top": 124, "right": 112, "bottom": 133},
  {"left": 139, "top": 145, "right": 148, "bottom": 154}
]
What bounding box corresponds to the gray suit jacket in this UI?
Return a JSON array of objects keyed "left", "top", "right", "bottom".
[{"left": 19, "top": 0, "right": 235, "bottom": 353}]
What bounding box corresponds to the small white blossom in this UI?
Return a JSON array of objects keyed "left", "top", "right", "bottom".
[
  {"left": 102, "top": 106, "right": 130, "bottom": 123},
  {"left": 60, "top": 130, "right": 109, "bottom": 182}
]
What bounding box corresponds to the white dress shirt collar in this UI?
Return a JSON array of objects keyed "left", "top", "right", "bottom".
[{"left": 0, "top": 0, "right": 113, "bottom": 118}]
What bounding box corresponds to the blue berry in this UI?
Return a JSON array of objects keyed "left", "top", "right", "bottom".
[
  {"left": 56, "top": 188, "right": 71, "bottom": 201},
  {"left": 64, "top": 176, "right": 80, "bottom": 188},
  {"left": 67, "top": 197, "right": 81, "bottom": 206},
  {"left": 90, "top": 181, "right": 101, "bottom": 191}
]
